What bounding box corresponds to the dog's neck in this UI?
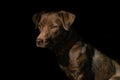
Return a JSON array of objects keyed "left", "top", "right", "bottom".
[
  {"left": 49, "top": 29, "right": 80, "bottom": 66},
  {"left": 51, "top": 29, "right": 79, "bottom": 56}
]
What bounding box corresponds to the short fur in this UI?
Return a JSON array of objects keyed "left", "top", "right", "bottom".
[{"left": 32, "top": 11, "right": 120, "bottom": 80}]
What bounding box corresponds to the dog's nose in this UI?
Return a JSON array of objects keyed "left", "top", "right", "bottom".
[{"left": 36, "top": 39, "right": 43, "bottom": 46}]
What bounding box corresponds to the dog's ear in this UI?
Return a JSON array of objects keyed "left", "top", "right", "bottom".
[
  {"left": 32, "top": 13, "right": 40, "bottom": 24},
  {"left": 58, "top": 11, "right": 75, "bottom": 31},
  {"left": 32, "top": 11, "right": 45, "bottom": 28}
]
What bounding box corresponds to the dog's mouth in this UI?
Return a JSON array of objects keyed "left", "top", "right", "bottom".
[
  {"left": 36, "top": 41, "right": 49, "bottom": 48},
  {"left": 36, "top": 39, "right": 54, "bottom": 48}
]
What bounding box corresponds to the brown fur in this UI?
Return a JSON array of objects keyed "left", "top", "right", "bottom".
[{"left": 32, "top": 11, "right": 120, "bottom": 80}]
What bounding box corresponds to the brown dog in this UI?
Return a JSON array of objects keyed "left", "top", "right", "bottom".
[{"left": 32, "top": 11, "right": 120, "bottom": 80}]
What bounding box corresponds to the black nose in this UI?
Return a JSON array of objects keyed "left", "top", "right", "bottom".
[{"left": 36, "top": 39, "right": 43, "bottom": 46}]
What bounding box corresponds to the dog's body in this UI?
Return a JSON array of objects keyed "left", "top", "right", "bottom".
[{"left": 32, "top": 11, "right": 120, "bottom": 80}]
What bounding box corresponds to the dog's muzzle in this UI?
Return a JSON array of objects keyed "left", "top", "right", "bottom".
[
  {"left": 36, "top": 39, "right": 43, "bottom": 46},
  {"left": 36, "top": 38, "right": 52, "bottom": 48}
]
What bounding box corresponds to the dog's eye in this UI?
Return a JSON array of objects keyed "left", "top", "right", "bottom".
[
  {"left": 50, "top": 26, "right": 58, "bottom": 29},
  {"left": 37, "top": 24, "right": 41, "bottom": 27}
]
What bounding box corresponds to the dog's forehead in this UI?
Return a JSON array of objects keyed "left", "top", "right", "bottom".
[
  {"left": 39, "top": 13, "right": 61, "bottom": 26},
  {"left": 41, "top": 13, "right": 59, "bottom": 21}
]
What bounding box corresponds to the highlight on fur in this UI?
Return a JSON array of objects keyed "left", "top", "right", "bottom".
[{"left": 32, "top": 11, "right": 120, "bottom": 80}]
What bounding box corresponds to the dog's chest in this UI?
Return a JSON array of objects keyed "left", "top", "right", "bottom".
[
  {"left": 58, "top": 51, "right": 86, "bottom": 71},
  {"left": 58, "top": 53, "right": 86, "bottom": 80},
  {"left": 57, "top": 43, "right": 87, "bottom": 79},
  {"left": 58, "top": 41, "right": 86, "bottom": 67}
]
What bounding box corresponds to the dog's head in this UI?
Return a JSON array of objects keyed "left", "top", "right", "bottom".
[{"left": 32, "top": 11, "right": 75, "bottom": 48}]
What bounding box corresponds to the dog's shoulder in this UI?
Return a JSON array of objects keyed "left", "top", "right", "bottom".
[
  {"left": 69, "top": 41, "right": 87, "bottom": 58},
  {"left": 69, "top": 41, "right": 90, "bottom": 67}
]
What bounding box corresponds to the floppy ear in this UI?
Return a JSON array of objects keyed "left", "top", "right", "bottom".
[
  {"left": 32, "top": 11, "right": 45, "bottom": 28},
  {"left": 32, "top": 13, "right": 40, "bottom": 24},
  {"left": 58, "top": 11, "right": 75, "bottom": 31}
]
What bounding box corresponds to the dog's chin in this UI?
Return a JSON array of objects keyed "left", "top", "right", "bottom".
[{"left": 36, "top": 42, "right": 50, "bottom": 48}]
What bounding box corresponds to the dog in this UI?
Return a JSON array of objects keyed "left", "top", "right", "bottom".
[{"left": 32, "top": 11, "right": 120, "bottom": 80}]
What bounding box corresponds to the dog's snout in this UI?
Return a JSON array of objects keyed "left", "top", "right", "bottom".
[{"left": 36, "top": 39, "right": 43, "bottom": 46}]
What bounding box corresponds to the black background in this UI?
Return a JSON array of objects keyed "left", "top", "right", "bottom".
[{"left": 2, "top": 0, "right": 120, "bottom": 79}]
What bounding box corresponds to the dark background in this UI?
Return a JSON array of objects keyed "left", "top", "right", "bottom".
[{"left": 2, "top": 0, "right": 120, "bottom": 79}]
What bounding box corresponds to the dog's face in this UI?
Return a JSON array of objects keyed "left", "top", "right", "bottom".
[{"left": 32, "top": 11, "right": 75, "bottom": 48}]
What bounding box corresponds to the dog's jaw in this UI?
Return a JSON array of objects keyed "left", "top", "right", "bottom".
[{"left": 36, "top": 41, "right": 49, "bottom": 48}]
